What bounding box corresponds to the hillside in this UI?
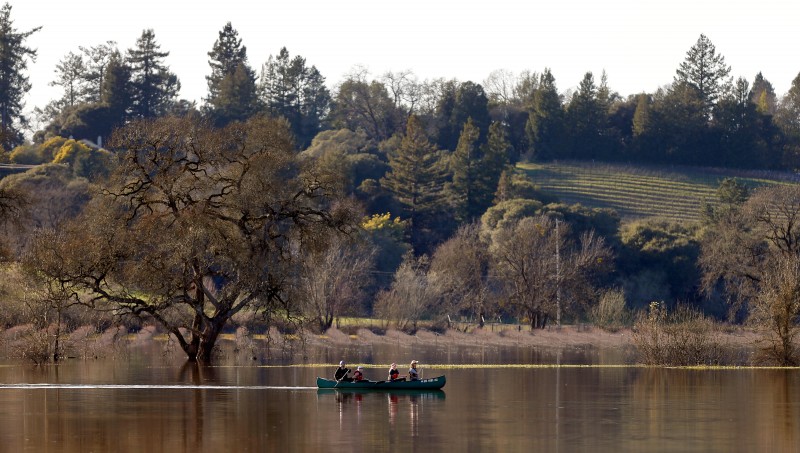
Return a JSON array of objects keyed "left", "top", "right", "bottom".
[{"left": 518, "top": 161, "right": 799, "bottom": 222}]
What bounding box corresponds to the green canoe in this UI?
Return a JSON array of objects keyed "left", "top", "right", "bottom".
[{"left": 316, "top": 375, "right": 446, "bottom": 390}]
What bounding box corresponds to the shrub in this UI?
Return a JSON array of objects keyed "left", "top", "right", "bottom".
[
  {"left": 633, "top": 301, "right": 730, "bottom": 366},
  {"left": 591, "top": 288, "right": 631, "bottom": 332}
]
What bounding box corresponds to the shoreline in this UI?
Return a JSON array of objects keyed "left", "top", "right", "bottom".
[{"left": 309, "top": 324, "right": 759, "bottom": 350}]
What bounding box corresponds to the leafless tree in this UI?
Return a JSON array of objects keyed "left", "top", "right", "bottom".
[
  {"left": 489, "top": 215, "right": 610, "bottom": 328},
  {"left": 429, "top": 223, "right": 493, "bottom": 327},
  {"left": 373, "top": 253, "right": 439, "bottom": 332},
  {"left": 701, "top": 184, "right": 800, "bottom": 364},
  {"left": 295, "top": 236, "right": 374, "bottom": 332}
]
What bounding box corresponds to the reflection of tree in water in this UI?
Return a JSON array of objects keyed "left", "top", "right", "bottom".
[
  {"left": 630, "top": 368, "right": 800, "bottom": 450},
  {"left": 177, "top": 362, "right": 219, "bottom": 450}
]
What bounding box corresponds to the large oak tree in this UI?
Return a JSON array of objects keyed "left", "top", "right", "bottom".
[{"left": 28, "top": 116, "right": 359, "bottom": 362}]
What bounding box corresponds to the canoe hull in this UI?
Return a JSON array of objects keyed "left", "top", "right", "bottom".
[{"left": 316, "top": 375, "right": 446, "bottom": 390}]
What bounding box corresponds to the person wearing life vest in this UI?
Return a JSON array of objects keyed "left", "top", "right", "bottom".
[
  {"left": 388, "top": 363, "right": 402, "bottom": 381},
  {"left": 353, "top": 366, "right": 365, "bottom": 381},
  {"left": 334, "top": 360, "right": 352, "bottom": 382},
  {"left": 408, "top": 360, "right": 420, "bottom": 381}
]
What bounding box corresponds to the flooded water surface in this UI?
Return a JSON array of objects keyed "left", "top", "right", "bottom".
[{"left": 0, "top": 346, "right": 798, "bottom": 452}]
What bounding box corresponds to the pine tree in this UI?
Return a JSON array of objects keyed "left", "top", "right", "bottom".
[
  {"left": 127, "top": 29, "right": 180, "bottom": 119},
  {"left": 450, "top": 118, "right": 482, "bottom": 222},
  {"left": 79, "top": 41, "right": 118, "bottom": 103},
  {"left": 50, "top": 52, "right": 89, "bottom": 108},
  {"left": 101, "top": 51, "right": 133, "bottom": 123},
  {"left": 675, "top": 34, "right": 731, "bottom": 117},
  {"left": 480, "top": 121, "right": 511, "bottom": 200},
  {"left": 259, "top": 47, "right": 331, "bottom": 148},
  {"left": 750, "top": 72, "right": 777, "bottom": 115},
  {"left": 525, "top": 69, "right": 564, "bottom": 160},
  {"left": 435, "top": 81, "right": 490, "bottom": 151},
  {"left": 632, "top": 93, "right": 651, "bottom": 137},
  {"left": 0, "top": 3, "right": 40, "bottom": 149},
  {"left": 565, "top": 72, "right": 603, "bottom": 159},
  {"left": 205, "top": 22, "right": 257, "bottom": 126},
  {"left": 382, "top": 115, "right": 448, "bottom": 253}
]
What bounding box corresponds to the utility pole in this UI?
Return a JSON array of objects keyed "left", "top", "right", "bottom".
[{"left": 555, "top": 218, "right": 561, "bottom": 326}]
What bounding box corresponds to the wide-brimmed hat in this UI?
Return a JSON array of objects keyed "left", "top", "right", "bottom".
[{"left": 411, "top": 360, "right": 418, "bottom": 365}]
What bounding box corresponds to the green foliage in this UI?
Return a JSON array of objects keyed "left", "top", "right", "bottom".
[
  {"left": 434, "top": 80, "right": 490, "bottom": 151},
  {"left": 205, "top": 22, "right": 257, "bottom": 127},
  {"left": 618, "top": 218, "right": 701, "bottom": 308},
  {"left": 301, "top": 128, "right": 387, "bottom": 195},
  {"left": 674, "top": 34, "right": 731, "bottom": 115},
  {"left": 127, "top": 29, "right": 180, "bottom": 119},
  {"left": 52, "top": 139, "right": 114, "bottom": 179},
  {"left": 330, "top": 73, "right": 402, "bottom": 142},
  {"left": 361, "top": 213, "right": 410, "bottom": 294},
  {"left": 565, "top": 72, "right": 606, "bottom": 159},
  {"left": 0, "top": 3, "right": 41, "bottom": 149},
  {"left": 524, "top": 69, "right": 564, "bottom": 161},
  {"left": 381, "top": 115, "right": 450, "bottom": 253},
  {"left": 9, "top": 144, "right": 42, "bottom": 164},
  {"left": 259, "top": 47, "right": 331, "bottom": 148},
  {"left": 481, "top": 198, "right": 544, "bottom": 231}
]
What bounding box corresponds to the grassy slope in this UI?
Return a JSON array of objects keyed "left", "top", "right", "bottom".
[{"left": 518, "top": 160, "right": 799, "bottom": 222}]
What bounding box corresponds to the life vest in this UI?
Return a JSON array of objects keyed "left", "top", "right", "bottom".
[
  {"left": 353, "top": 370, "right": 364, "bottom": 381},
  {"left": 389, "top": 369, "right": 399, "bottom": 380}
]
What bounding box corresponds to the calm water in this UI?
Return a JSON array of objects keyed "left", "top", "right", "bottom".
[{"left": 0, "top": 345, "right": 798, "bottom": 452}]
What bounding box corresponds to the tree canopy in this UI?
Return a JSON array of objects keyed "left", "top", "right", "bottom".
[{"left": 28, "top": 116, "right": 360, "bottom": 362}]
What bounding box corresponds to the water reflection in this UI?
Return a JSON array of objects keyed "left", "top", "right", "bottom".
[
  {"left": 317, "top": 388, "right": 446, "bottom": 436},
  {"left": 0, "top": 350, "right": 799, "bottom": 452}
]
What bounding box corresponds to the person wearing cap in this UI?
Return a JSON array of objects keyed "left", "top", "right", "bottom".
[
  {"left": 408, "top": 360, "right": 419, "bottom": 381},
  {"left": 388, "top": 363, "right": 402, "bottom": 381},
  {"left": 334, "top": 360, "right": 351, "bottom": 382},
  {"left": 353, "top": 366, "right": 365, "bottom": 381}
]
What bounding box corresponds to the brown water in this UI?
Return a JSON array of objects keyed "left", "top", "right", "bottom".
[{"left": 0, "top": 347, "right": 798, "bottom": 452}]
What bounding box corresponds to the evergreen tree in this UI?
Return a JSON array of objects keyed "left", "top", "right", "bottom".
[
  {"left": 50, "top": 51, "right": 89, "bottom": 108},
  {"left": 381, "top": 115, "right": 448, "bottom": 253},
  {"left": 101, "top": 50, "right": 133, "bottom": 124},
  {"left": 127, "top": 29, "right": 180, "bottom": 119},
  {"left": 775, "top": 72, "right": 800, "bottom": 169},
  {"left": 565, "top": 72, "right": 604, "bottom": 159},
  {"left": 205, "top": 22, "right": 257, "bottom": 126},
  {"left": 435, "top": 81, "right": 490, "bottom": 151},
  {"left": 632, "top": 93, "right": 651, "bottom": 137},
  {"left": 650, "top": 83, "right": 708, "bottom": 164},
  {"left": 750, "top": 72, "right": 777, "bottom": 115},
  {"left": 674, "top": 34, "right": 731, "bottom": 117},
  {"left": 0, "top": 3, "right": 40, "bottom": 149},
  {"left": 450, "top": 118, "right": 482, "bottom": 222},
  {"left": 525, "top": 69, "right": 564, "bottom": 161},
  {"left": 79, "top": 41, "right": 118, "bottom": 103},
  {"left": 259, "top": 47, "right": 331, "bottom": 148},
  {"left": 480, "top": 121, "right": 511, "bottom": 203}
]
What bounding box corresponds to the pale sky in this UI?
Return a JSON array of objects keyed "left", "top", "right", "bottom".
[{"left": 10, "top": 0, "right": 800, "bottom": 127}]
